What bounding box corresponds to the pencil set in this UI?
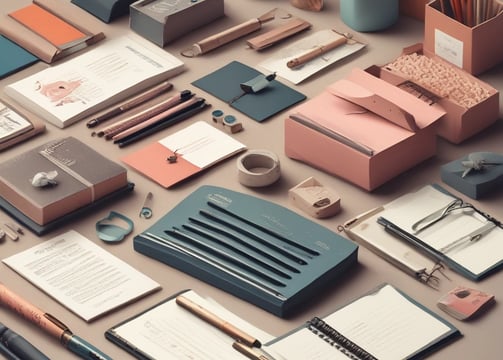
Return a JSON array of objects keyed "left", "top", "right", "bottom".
[
  {"left": 88, "top": 83, "right": 209, "bottom": 147},
  {"left": 440, "top": 0, "right": 503, "bottom": 26}
]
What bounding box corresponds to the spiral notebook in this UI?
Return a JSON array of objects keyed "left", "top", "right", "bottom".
[{"left": 264, "top": 283, "right": 461, "bottom": 360}]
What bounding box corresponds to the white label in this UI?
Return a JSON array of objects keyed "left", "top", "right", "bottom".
[{"left": 434, "top": 29, "right": 464, "bottom": 68}]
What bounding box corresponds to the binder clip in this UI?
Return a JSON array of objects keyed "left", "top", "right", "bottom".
[{"left": 289, "top": 176, "right": 341, "bottom": 218}]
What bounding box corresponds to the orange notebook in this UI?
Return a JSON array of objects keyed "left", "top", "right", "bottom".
[
  {"left": 9, "top": 4, "right": 88, "bottom": 48},
  {"left": 121, "top": 121, "right": 246, "bottom": 188}
]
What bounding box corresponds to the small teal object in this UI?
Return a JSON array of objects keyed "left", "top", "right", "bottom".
[
  {"left": 339, "top": 0, "right": 399, "bottom": 32},
  {"left": 223, "top": 115, "right": 236, "bottom": 124},
  {"left": 96, "top": 211, "right": 134, "bottom": 243},
  {"left": 212, "top": 109, "right": 224, "bottom": 123}
]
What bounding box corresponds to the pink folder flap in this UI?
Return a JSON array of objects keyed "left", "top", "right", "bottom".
[
  {"left": 331, "top": 79, "right": 418, "bottom": 132},
  {"left": 328, "top": 68, "right": 445, "bottom": 130}
]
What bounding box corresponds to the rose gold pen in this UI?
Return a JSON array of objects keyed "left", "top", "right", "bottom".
[
  {"left": 175, "top": 295, "right": 261, "bottom": 348},
  {"left": 86, "top": 81, "right": 173, "bottom": 128},
  {"left": 287, "top": 34, "right": 347, "bottom": 69}
]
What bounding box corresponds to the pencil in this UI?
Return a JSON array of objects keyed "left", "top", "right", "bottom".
[{"left": 86, "top": 81, "right": 173, "bottom": 128}]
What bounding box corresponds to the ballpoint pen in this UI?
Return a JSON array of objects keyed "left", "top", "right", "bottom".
[
  {"left": 116, "top": 98, "right": 209, "bottom": 147},
  {"left": 0, "top": 283, "right": 112, "bottom": 360},
  {"left": 377, "top": 217, "right": 445, "bottom": 265},
  {"left": 176, "top": 295, "right": 261, "bottom": 348},
  {"left": 232, "top": 341, "right": 277, "bottom": 360},
  {"left": 86, "top": 81, "right": 173, "bottom": 128},
  {"left": 0, "top": 322, "right": 49, "bottom": 360},
  {"left": 96, "top": 89, "right": 193, "bottom": 138},
  {"left": 287, "top": 34, "right": 347, "bottom": 69}
]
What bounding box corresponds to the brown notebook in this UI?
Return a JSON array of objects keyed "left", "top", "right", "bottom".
[{"left": 0, "top": 137, "right": 128, "bottom": 225}]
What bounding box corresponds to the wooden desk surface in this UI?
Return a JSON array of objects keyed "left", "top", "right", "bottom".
[{"left": 1, "top": 1, "right": 502, "bottom": 359}]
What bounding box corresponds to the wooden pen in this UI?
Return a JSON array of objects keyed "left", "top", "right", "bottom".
[
  {"left": 176, "top": 295, "right": 261, "bottom": 348},
  {"left": 86, "top": 81, "right": 173, "bottom": 128},
  {"left": 287, "top": 35, "right": 347, "bottom": 69}
]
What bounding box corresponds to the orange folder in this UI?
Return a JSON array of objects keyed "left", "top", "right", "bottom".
[{"left": 9, "top": 4, "right": 87, "bottom": 48}]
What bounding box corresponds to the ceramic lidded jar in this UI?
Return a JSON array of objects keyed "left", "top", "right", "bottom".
[{"left": 339, "top": 0, "right": 399, "bottom": 32}]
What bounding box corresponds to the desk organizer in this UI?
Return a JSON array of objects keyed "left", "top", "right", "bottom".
[
  {"left": 130, "top": 0, "right": 224, "bottom": 46},
  {"left": 424, "top": 0, "right": 503, "bottom": 75},
  {"left": 71, "top": 0, "right": 135, "bottom": 23},
  {"left": 134, "top": 185, "right": 358, "bottom": 317},
  {"left": 381, "top": 44, "right": 499, "bottom": 144}
]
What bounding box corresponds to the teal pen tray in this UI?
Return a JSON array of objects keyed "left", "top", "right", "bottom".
[{"left": 134, "top": 185, "right": 358, "bottom": 317}]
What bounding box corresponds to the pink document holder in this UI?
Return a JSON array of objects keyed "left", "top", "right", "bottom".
[{"left": 285, "top": 67, "right": 445, "bottom": 191}]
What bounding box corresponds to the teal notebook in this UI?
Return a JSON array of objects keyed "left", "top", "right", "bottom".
[
  {"left": 0, "top": 36, "right": 38, "bottom": 79},
  {"left": 264, "top": 283, "right": 461, "bottom": 360},
  {"left": 192, "top": 61, "right": 306, "bottom": 122},
  {"left": 134, "top": 185, "right": 358, "bottom": 317}
]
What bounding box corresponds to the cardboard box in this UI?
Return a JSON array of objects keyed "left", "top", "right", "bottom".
[
  {"left": 285, "top": 68, "right": 445, "bottom": 191},
  {"left": 424, "top": 0, "right": 503, "bottom": 75},
  {"left": 130, "top": 0, "right": 224, "bottom": 47},
  {"left": 399, "top": 0, "right": 428, "bottom": 21},
  {"left": 71, "top": 0, "right": 136, "bottom": 23},
  {"left": 0, "top": 137, "right": 128, "bottom": 225},
  {"left": 381, "top": 43, "right": 499, "bottom": 144}
]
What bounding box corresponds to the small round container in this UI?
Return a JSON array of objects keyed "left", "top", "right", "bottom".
[{"left": 340, "top": 0, "right": 399, "bottom": 32}]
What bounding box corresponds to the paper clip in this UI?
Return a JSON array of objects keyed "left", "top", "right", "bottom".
[{"left": 139, "top": 192, "right": 153, "bottom": 219}]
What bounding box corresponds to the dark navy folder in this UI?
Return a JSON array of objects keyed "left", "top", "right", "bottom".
[{"left": 134, "top": 185, "right": 358, "bottom": 317}]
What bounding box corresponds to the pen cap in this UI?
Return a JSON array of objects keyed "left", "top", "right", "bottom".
[{"left": 339, "top": 0, "right": 399, "bottom": 32}]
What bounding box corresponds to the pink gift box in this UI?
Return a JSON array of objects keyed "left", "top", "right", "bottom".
[{"left": 285, "top": 67, "right": 445, "bottom": 191}]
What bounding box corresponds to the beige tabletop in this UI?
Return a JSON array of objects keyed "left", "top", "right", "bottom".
[{"left": 1, "top": 1, "right": 502, "bottom": 359}]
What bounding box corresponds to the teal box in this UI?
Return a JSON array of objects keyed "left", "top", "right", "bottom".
[
  {"left": 71, "top": 0, "right": 136, "bottom": 23},
  {"left": 130, "top": 0, "right": 224, "bottom": 47},
  {"left": 441, "top": 152, "right": 503, "bottom": 200},
  {"left": 340, "top": 0, "right": 399, "bottom": 32}
]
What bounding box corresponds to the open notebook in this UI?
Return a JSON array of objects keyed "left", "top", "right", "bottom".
[
  {"left": 376, "top": 184, "right": 503, "bottom": 281},
  {"left": 264, "top": 283, "right": 461, "bottom": 360}
]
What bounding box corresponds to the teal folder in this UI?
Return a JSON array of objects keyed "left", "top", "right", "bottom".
[
  {"left": 134, "top": 185, "right": 358, "bottom": 317},
  {"left": 0, "top": 36, "right": 38, "bottom": 79},
  {"left": 71, "top": 0, "right": 135, "bottom": 23},
  {"left": 192, "top": 61, "right": 306, "bottom": 122}
]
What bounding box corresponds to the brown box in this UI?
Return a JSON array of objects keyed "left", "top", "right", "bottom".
[
  {"left": 424, "top": 0, "right": 503, "bottom": 75},
  {"left": 381, "top": 43, "right": 499, "bottom": 144},
  {"left": 399, "top": 0, "right": 428, "bottom": 21},
  {"left": 0, "top": 137, "right": 128, "bottom": 225}
]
